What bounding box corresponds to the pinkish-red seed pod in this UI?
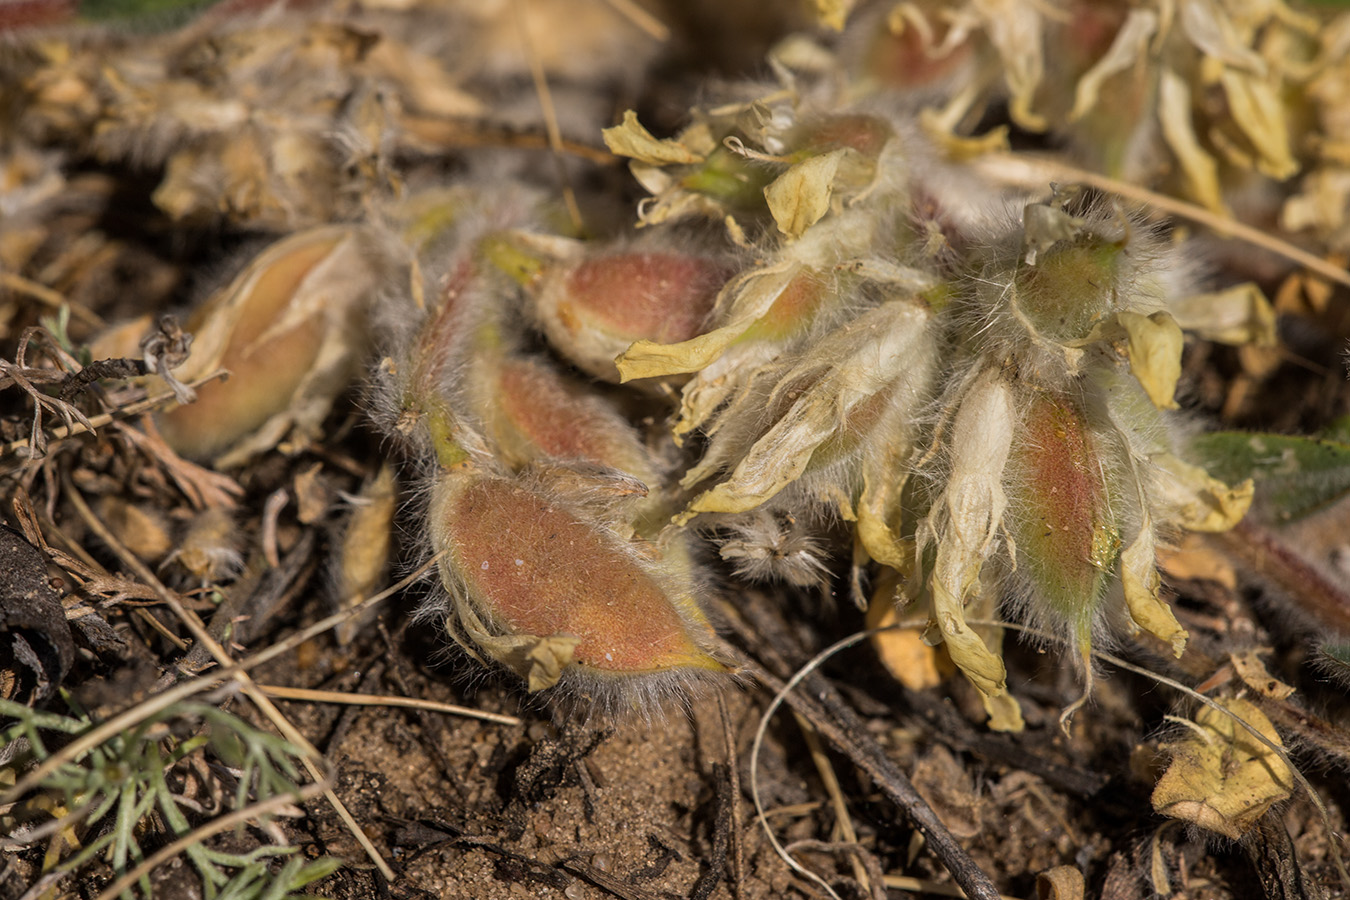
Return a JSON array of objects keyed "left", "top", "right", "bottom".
[
  {"left": 426, "top": 469, "right": 723, "bottom": 697},
  {"left": 532, "top": 251, "right": 733, "bottom": 382},
  {"left": 1004, "top": 391, "right": 1120, "bottom": 646},
  {"left": 485, "top": 356, "right": 660, "bottom": 483}
]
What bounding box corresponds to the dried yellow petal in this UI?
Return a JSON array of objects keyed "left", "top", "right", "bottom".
[
  {"left": 1230, "top": 649, "right": 1296, "bottom": 700},
  {"left": 1120, "top": 518, "right": 1187, "bottom": 658},
  {"left": 1154, "top": 453, "right": 1255, "bottom": 532},
  {"left": 1152, "top": 697, "right": 1292, "bottom": 840},
  {"left": 1170, "top": 282, "right": 1277, "bottom": 347},
  {"left": 1220, "top": 68, "right": 1298, "bottom": 180},
  {"left": 1158, "top": 67, "right": 1227, "bottom": 213},
  {"left": 867, "top": 588, "right": 943, "bottom": 692},
  {"left": 808, "top": 0, "right": 856, "bottom": 30},
  {"left": 921, "top": 370, "right": 1014, "bottom": 699},
  {"left": 764, "top": 149, "right": 849, "bottom": 238},
  {"left": 1118, "top": 310, "right": 1183, "bottom": 410},
  {"left": 602, "top": 110, "right": 705, "bottom": 166},
  {"left": 335, "top": 463, "right": 397, "bottom": 646},
  {"left": 1069, "top": 10, "right": 1157, "bottom": 121}
]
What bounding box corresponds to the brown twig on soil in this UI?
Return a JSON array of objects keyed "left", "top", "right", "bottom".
[
  {"left": 513, "top": 0, "right": 584, "bottom": 233},
  {"left": 0, "top": 368, "right": 230, "bottom": 462},
  {"left": 688, "top": 760, "right": 734, "bottom": 900},
  {"left": 720, "top": 622, "right": 1001, "bottom": 900},
  {"left": 718, "top": 597, "right": 1002, "bottom": 899},
  {"left": 716, "top": 692, "right": 746, "bottom": 900},
  {"left": 793, "top": 711, "right": 874, "bottom": 894},
  {"left": 559, "top": 858, "right": 667, "bottom": 900},
  {"left": 397, "top": 115, "right": 619, "bottom": 166}
]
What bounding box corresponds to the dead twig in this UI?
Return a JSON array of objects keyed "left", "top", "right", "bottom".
[
  {"left": 60, "top": 476, "right": 397, "bottom": 881},
  {"left": 727, "top": 629, "right": 1001, "bottom": 900}
]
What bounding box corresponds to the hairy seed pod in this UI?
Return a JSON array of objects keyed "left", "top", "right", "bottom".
[
  {"left": 1004, "top": 391, "right": 1120, "bottom": 648},
  {"left": 531, "top": 250, "right": 732, "bottom": 382},
  {"left": 426, "top": 468, "right": 724, "bottom": 696},
  {"left": 156, "top": 226, "right": 391, "bottom": 467}
]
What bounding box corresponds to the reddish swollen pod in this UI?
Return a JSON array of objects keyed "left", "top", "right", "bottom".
[
  {"left": 1003, "top": 390, "right": 1120, "bottom": 650},
  {"left": 482, "top": 355, "right": 661, "bottom": 485},
  {"left": 531, "top": 250, "right": 733, "bottom": 382},
  {"left": 426, "top": 467, "right": 724, "bottom": 698}
]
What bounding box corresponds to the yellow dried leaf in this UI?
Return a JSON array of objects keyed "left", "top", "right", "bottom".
[
  {"left": 1152, "top": 697, "right": 1292, "bottom": 840},
  {"left": 1154, "top": 454, "right": 1254, "bottom": 532},
  {"left": 1170, "top": 282, "right": 1277, "bottom": 347},
  {"left": 1158, "top": 67, "right": 1227, "bottom": 213},
  {"left": 1118, "top": 310, "right": 1183, "bottom": 410},
  {"left": 867, "top": 589, "right": 944, "bottom": 692},
  {"left": 764, "top": 149, "right": 849, "bottom": 238},
  {"left": 335, "top": 464, "right": 397, "bottom": 646},
  {"left": 919, "top": 107, "right": 1010, "bottom": 159},
  {"left": 1120, "top": 518, "right": 1187, "bottom": 657},
  {"left": 602, "top": 110, "right": 705, "bottom": 166},
  {"left": 1220, "top": 68, "right": 1298, "bottom": 180},
  {"left": 1157, "top": 533, "right": 1238, "bottom": 589},
  {"left": 1229, "top": 649, "right": 1296, "bottom": 700},
  {"left": 808, "top": 0, "right": 857, "bottom": 30},
  {"left": 1069, "top": 10, "right": 1157, "bottom": 121}
]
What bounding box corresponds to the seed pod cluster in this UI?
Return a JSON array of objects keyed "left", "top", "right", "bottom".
[
  {"left": 373, "top": 192, "right": 728, "bottom": 710},
  {"left": 362, "top": 81, "right": 1261, "bottom": 725},
  {"left": 557, "top": 76, "right": 1255, "bottom": 726}
]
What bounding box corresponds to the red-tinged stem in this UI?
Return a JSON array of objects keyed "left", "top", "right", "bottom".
[
  {"left": 1218, "top": 519, "right": 1350, "bottom": 635},
  {"left": 0, "top": 0, "right": 76, "bottom": 31}
]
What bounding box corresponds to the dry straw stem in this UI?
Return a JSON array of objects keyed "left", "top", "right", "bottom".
[
  {"left": 976, "top": 154, "right": 1350, "bottom": 291},
  {"left": 257, "top": 684, "right": 521, "bottom": 726},
  {"left": 512, "top": 0, "right": 583, "bottom": 232},
  {"left": 792, "top": 711, "right": 872, "bottom": 895},
  {"left": 596, "top": 0, "right": 669, "bottom": 41},
  {"left": 0, "top": 368, "right": 230, "bottom": 461},
  {"left": 89, "top": 781, "right": 329, "bottom": 900},
  {"left": 0, "top": 554, "right": 452, "bottom": 809},
  {"left": 61, "top": 477, "right": 398, "bottom": 880},
  {"left": 0, "top": 273, "right": 106, "bottom": 330}
]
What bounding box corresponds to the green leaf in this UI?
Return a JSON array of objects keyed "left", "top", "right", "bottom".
[{"left": 1190, "top": 431, "right": 1350, "bottom": 522}]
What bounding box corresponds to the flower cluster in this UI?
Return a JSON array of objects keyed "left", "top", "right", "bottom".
[{"left": 359, "top": 64, "right": 1263, "bottom": 722}]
